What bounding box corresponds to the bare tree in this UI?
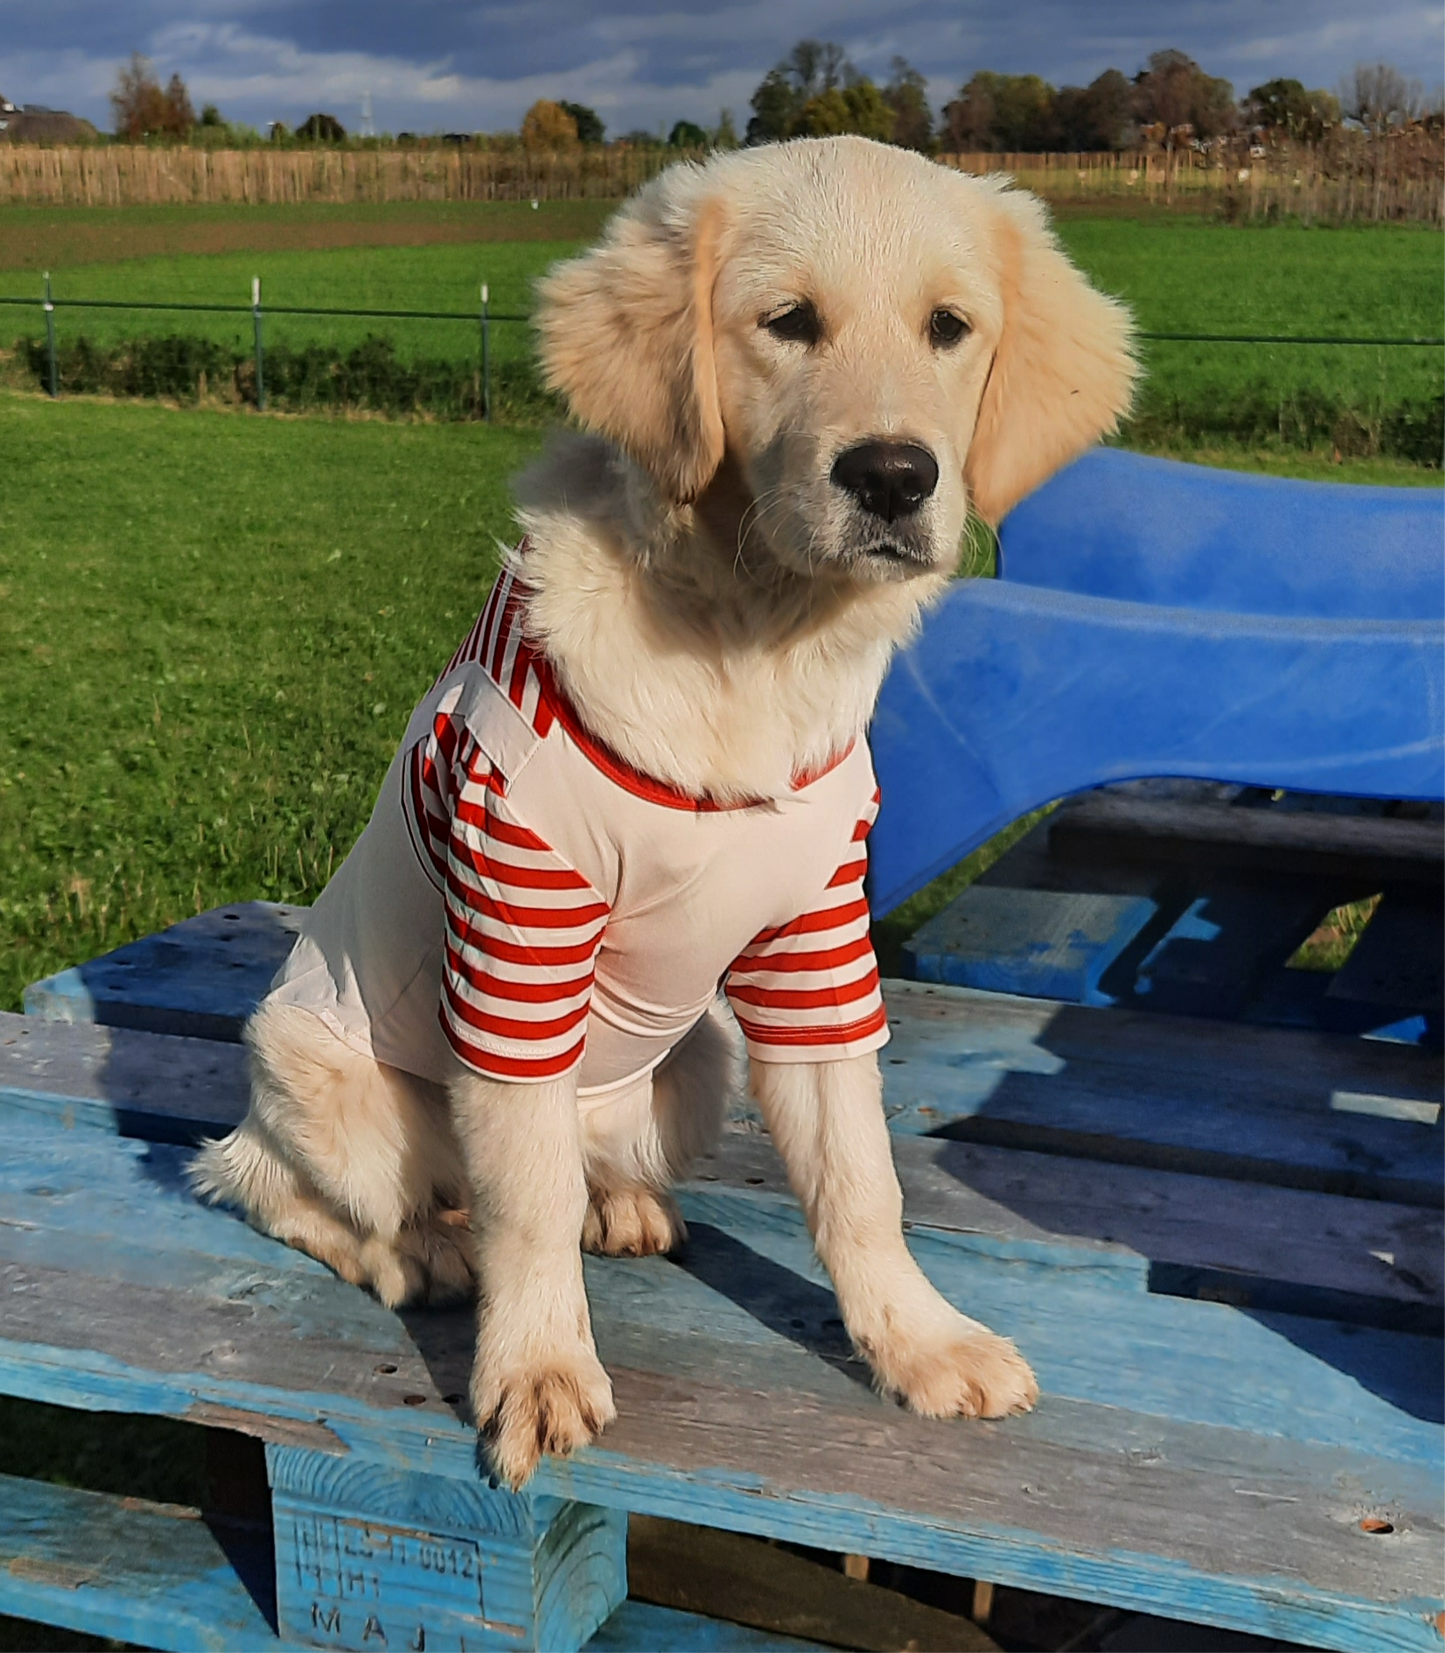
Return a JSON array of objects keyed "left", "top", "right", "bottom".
[
  {"left": 786, "top": 40, "right": 849, "bottom": 97},
  {"left": 1339, "top": 62, "right": 1425, "bottom": 132}
]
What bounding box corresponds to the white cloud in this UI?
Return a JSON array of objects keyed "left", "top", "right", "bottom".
[{"left": 4, "top": 0, "right": 1440, "bottom": 136}]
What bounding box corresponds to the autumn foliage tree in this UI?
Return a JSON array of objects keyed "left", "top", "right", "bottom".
[
  {"left": 111, "top": 53, "right": 195, "bottom": 140},
  {"left": 520, "top": 99, "right": 579, "bottom": 150}
]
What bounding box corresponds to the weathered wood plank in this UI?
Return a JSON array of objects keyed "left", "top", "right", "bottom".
[
  {"left": 0, "top": 1110, "right": 1439, "bottom": 1455},
  {"left": 1, "top": 1056, "right": 1435, "bottom": 1360},
  {"left": 3, "top": 1124, "right": 1438, "bottom": 1458},
  {"left": 4, "top": 1005, "right": 1439, "bottom": 1317},
  {"left": 0, "top": 1472, "right": 819, "bottom": 1653},
  {"left": 0, "top": 1294, "right": 1437, "bottom": 1653},
  {"left": 0, "top": 1213, "right": 1439, "bottom": 1653},
  {"left": 0, "top": 1471, "right": 278, "bottom": 1652},
  {"left": 1049, "top": 796, "right": 1444, "bottom": 886},
  {"left": 626, "top": 1513, "right": 1000, "bottom": 1652},
  {"left": 22, "top": 901, "right": 303, "bottom": 1043},
  {"left": 881, "top": 984, "right": 1443, "bottom": 1205},
  {"left": 0, "top": 1012, "right": 249, "bottom": 1142},
  {"left": 589, "top": 1602, "right": 827, "bottom": 1651},
  {"left": 9, "top": 975, "right": 1442, "bottom": 1211},
  {"left": 698, "top": 1133, "right": 1442, "bottom": 1329},
  {"left": 903, "top": 886, "right": 1160, "bottom": 1003}
]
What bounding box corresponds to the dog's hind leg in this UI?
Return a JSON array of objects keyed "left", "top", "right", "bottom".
[
  {"left": 578, "top": 1001, "right": 736, "bottom": 1257},
  {"left": 192, "top": 1000, "right": 474, "bottom": 1308}
]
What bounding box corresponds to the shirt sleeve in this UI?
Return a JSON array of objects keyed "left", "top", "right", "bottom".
[
  {"left": 434, "top": 733, "right": 609, "bottom": 1083},
  {"left": 724, "top": 788, "right": 889, "bottom": 1064}
]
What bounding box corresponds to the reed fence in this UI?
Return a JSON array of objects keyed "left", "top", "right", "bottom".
[
  {"left": 1, "top": 132, "right": 1440, "bottom": 220},
  {"left": 0, "top": 145, "right": 678, "bottom": 207}
]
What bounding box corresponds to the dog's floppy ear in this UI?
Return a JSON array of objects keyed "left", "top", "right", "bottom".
[
  {"left": 536, "top": 175, "right": 727, "bottom": 506},
  {"left": 965, "top": 186, "right": 1137, "bottom": 525}
]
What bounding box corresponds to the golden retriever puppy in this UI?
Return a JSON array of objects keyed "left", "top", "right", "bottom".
[{"left": 194, "top": 136, "right": 1135, "bottom": 1488}]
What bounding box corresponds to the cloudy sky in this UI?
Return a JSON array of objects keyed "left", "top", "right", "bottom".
[{"left": 4, "top": 0, "right": 1441, "bottom": 137}]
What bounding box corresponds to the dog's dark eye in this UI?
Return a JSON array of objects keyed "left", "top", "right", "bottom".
[
  {"left": 763, "top": 302, "right": 822, "bottom": 346},
  {"left": 929, "top": 309, "right": 969, "bottom": 349}
]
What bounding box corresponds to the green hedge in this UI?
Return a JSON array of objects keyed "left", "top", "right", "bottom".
[
  {"left": 9, "top": 330, "right": 1443, "bottom": 462},
  {"left": 12, "top": 331, "right": 561, "bottom": 424}
]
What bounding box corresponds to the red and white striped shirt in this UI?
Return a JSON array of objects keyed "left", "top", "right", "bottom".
[{"left": 268, "top": 555, "right": 888, "bottom": 1097}]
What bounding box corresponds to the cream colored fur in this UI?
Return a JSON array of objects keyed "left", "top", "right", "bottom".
[{"left": 193, "top": 136, "right": 1135, "bottom": 1488}]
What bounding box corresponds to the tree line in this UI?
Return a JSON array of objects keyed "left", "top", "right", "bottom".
[
  {"left": 95, "top": 45, "right": 1445, "bottom": 152},
  {"left": 744, "top": 43, "right": 1440, "bottom": 152}
]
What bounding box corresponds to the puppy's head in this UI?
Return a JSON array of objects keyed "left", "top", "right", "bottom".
[{"left": 537, "top": 138, "right": 1136, "bottom": 584}]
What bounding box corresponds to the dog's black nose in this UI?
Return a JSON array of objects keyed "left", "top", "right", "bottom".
[{"left": 830, "top": 441, "right": 940, "bottom": 523}]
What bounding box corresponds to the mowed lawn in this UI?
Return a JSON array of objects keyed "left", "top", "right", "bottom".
[
  {"left": 0, "top": 394, "right": 539, "bottom": 1010},
  {"left": 1, "top": 204, "right": 1440, "bottom": 433},
  {"left": 0, "top": 198, "right": 612, "bottom": 368},
  {"left": 0, "top": 386, "right": 1437, "bottom": 1011},
  {"left": 1063, "top": 218, "right": 1443, "bottom": 408}
]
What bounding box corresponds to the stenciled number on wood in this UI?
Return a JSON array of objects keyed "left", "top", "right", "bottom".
[{"left": 288, "top": 1509, "right": 484, "bottom": 1650}]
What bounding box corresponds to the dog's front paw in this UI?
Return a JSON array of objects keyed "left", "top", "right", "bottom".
[
  {"left": 474, "top": 1349, "right": 617, "bottom": 1489},
  {"left": 583, "top": 1185, "right": 685, "bottom": 1257},
  {"left": 862, "top": 1319, "right": 1038, "bottom": 1420}
]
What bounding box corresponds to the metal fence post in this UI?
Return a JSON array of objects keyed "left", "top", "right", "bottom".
[
  {"left": 251, "top": 276, "right": 266, "bottom": 412},
  {"left": 480, "top": 282, "right": 491, "bottom": 422},
  {"left": 43, "top": 272, "right": 57, "bottom": 398},
  {"left": 1428, "top": 355, "right": 1441, "bottom": 469}
]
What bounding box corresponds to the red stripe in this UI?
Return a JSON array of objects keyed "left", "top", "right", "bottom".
[
  {"left": 543, "top": 673, "right": 758, "bottom": 813},
  {"left": 445, "top": 869, "right": 608, "bottom": 931},
  {"left": 729, "top": 934, "right": 874, "bottom": 976},
  {"left": 727, "top": 967, "right": 880, "bottom": 1011},
  {"left": 449, "top": 848, "right": 592, "bottom": 891},
  {"left": 445, "top": 944, "right": 594, "bottom": 1002},
  {"left": 791, "top": 741, "right": 857, "bottom": 790},
  {"left": 472, "top": 811, "right": 551, "bottom": 853},
  {"left": 446, "top": 909, "right": 602, "bottom": 967},
  {"left": 433, "top": 713, "right": 462, "bottom": 771},
  {"left": 442, "top": 1014, "right": 585, "bottom": 1079},
  {"left": 443, "top": 980, "right": 590, "bottom": 1042},
  {"left": 744, "top": 897, "right": 870, "bottom": 949},
  {"left": 827, "top": 857, "right": 867, "bottom": 890},
  {"left": 734, "top": 1003, "right": 888, "bottom": 1048},
  {"left": 490, "top": 587, "right": 523, "bottom": 681},
  {"left": 508, "top": 635, "right": 534, "bottom": 709},
  {"left": 851, "top": 816, "right": 873, "bottom": 842}
]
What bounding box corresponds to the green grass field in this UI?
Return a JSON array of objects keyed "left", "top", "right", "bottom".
[
  {"left": 1, "top": 203, "right": 1440, "bottom": 455},
  {"left": 0, "top": 395, "right": 535, "bottom": 1011},
  {"left": 0, "top": 390, "right": 1436, "bottom": 1013},
  {"left": 0, "top": 200, "right": 1439, "bottom": 1641}
]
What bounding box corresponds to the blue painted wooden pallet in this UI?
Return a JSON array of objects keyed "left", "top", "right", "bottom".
[
  {"left": 4, "top": 960, "right": 1442, "bottom": 1652},
  {"left": 9, "top": 454, "right": 1444, "bottom": 1650},
  {"left": 904, "top": 779, "right": 1443, "bottom": 1046},
  {"left": 23, "top": 901, "right": 307, "bottom": 1042}
]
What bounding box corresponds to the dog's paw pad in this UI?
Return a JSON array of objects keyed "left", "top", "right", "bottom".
[
  {"left": 583, "top": 1186, "right": 685, "bottom": 1257},
  {"left": 478, "top": 1356, "right": 617, "bottom": 1488}
]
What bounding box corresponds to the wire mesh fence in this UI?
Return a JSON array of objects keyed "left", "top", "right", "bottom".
[{"left": 2, "top": 276, "right": 1441, "bottom": 457}]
